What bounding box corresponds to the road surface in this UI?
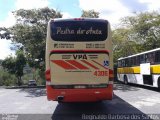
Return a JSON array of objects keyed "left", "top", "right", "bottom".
[{"left": 0, "top": 82, "right": 160, "bottom": 120}]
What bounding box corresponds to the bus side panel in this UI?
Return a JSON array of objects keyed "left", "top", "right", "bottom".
[
  {"left": 117, "top": 66, "right": 160, "bottom": 88},
  {"left": 46, "top": 85, "right": 113, "bottom": 102}
]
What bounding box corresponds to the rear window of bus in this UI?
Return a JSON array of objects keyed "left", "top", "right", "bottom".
[{"left": 50, "top": 20, "right": 108, "bottom": 41}]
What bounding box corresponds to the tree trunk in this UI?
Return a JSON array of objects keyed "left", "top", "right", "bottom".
[{"left": 17, "top": 76, "right": 22, "bottom": 86}]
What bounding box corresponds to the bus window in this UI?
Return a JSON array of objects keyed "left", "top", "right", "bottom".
[
  {"left": 145, "top": 52, "right": 155, "bottom": 64},
  {"left": 136, "top": 56, "right": 140, "bottom": 65},
  {"left": 131, "top": 57, "right": 136, "bottom": 66},
  {"left": 118, "top": 60, "right": 122, "bottom": 67},
  {"left": 123, "top": 59, "right": 125, "bottom": 67},
  {"left": 140, "top": 54, "right": 145, "bottom": 63},
  {"left": 134, "top": 57, "right": 137, "bottom": 66},
  {"left": 128, "top": 58, "right": 131, "bottom": 67},
  {"left": 122, "top": 60, "right": 125, "bottom": 67},
  {"left": 50, "top": 20, "right": 108, "bottom": 41},
  {"left": 125, "top": 58, "right": 129, "bottom": 67},
  {"left": 149, "top": 52, "right": 155, "bottom": 64},
  {"left": 120, "top": 60, "right": 122, "bottom": 67},
  {"left": 130, "top": 57, "right": 133, "bottom": 66},
  {"left": 145, "top": 53, "right": 149, "bottom": 63},
  {"left": 155, "top": 51, "right": 160, "bottom": 63}
]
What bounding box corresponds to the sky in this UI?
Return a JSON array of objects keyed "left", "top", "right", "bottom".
[{"left": 0, "top": 0, "right": 160, "bottom": 59}]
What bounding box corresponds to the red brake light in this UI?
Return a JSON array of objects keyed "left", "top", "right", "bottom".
[{"left": 45, "top": 69, "right": 51, "bottom": 81}]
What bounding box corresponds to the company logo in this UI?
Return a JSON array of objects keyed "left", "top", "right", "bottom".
[{"left": 73, "top": 54, "right": 87, "bottom": 60}]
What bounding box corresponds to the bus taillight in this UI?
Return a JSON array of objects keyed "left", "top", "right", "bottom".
[
  {"left": 45, "top": 69, "right": 51, "bottom": 81},
  {"left": 109, "top": 69, "right": 114, "bottom": 84}
]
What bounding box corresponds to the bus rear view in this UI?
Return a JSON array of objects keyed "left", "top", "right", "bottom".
[{"left": 45, "top": 18, "right": 113, "bottom": 102}]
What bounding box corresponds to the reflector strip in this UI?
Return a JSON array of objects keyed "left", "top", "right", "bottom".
[
  {"left": 92, "top": 60, "right": 108, "bottom": 70},
  {"left": 81, "top": 60, "right": 99, "bottom": 69},
  {"left": 66, "top": 60, "right": 89, "bottom": 70},
  {"left": 51, "top": 60, "right": 77, "bottom": 69}
]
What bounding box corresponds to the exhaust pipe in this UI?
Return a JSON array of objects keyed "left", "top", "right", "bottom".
[{"left": 57, "top": 96, "right": 64, "bottom": 101}]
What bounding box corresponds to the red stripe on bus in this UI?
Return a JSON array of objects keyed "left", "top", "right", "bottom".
[
  {"left": 81, "top": 60, "right": 99, "bottom": 69},
  {"left": 51, "top": 60, "right": 77, "bottom": 70},
  {"left": 92, "top": 60, "right": 108, "bottom": 70},
  {"left": 66, "top": 60, "right": 89, "bottom": 70},
  {"left": 50, "top": 50, "right": 109, "bottom": 55}
]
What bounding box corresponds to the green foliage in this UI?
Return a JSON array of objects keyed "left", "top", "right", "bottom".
[
  {"left": 0, "top": 69, "right": 17, "bottom": 86},
  {"left": 0, "top": 27, "right": 11, "bottom": 39},
  {"left": 113, "top": 11, "right": 160, "bottom": 63},
  {"left": 112, "top": 28, "right": 141, "bottom": 63},
  {"left": 15, "top": 50, "right": 26, "bottom": 85},
  {"left": 1, "top": 56, "right": 16, "bottom": 74},
  {"left": 121, "top": 11, "right": 160, "bottom": 50},
  {"left": 81, "top": 10, "right": 99, "bottom": 18},
  {"left": 10, "top": 7, "right": 62, "bottom": 68},
  {"left": 2, "top": 50, "right": 26, "bottom": 86}
]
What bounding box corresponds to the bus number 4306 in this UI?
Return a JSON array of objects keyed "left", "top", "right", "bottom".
[{"left": 94, "top": 71, "right": 108, "bottom": 76}]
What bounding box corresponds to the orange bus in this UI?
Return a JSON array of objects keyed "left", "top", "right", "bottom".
[{"left": 45, "top": 18, "right": 113, "bottom": 102}]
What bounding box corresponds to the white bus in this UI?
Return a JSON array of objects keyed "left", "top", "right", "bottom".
[
  {"left": 45, "top": 18, "right": 113, "bottom": 102},
  {"left": 117, "top": 48, "right": 160, "bottom": 89}
]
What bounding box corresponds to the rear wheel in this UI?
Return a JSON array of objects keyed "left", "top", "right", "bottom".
[
  {"left": 124, "top": 75, "right": 128, "bottom": 85},
  {"left": 158, "top": 78, "right": 160, "bottom": 90},
  {"left": 58, "top": 101, "right": 64, "bottom": 104}
]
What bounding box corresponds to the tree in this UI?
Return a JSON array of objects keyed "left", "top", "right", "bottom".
[
  {"left": 121, "top": 11, "right": 160, "bottom": 50},
  {"left": 0, "top": 27, "right": 11, "bottom": 39},
  {"left": 5, "top": 7, "right": 62, "bottom": 71},
  {"left": 0, "top": 69, "right": 17, "bottom": 86},
  {"left": 112, "top": 28, "right": 139, "bottom": 63},
  {"left": 113, "top": 11, "right": 160, "bottom": 63},
  {"left": 2, "top": 50, "right": 26, "bottom": 86},
  {"left": 81, "top": 9, "right": 99, "bottom": 18}
]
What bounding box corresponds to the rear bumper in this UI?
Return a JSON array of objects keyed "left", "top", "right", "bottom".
[{"left": 46, "top": 84, "right": 113, "bottom": 102}]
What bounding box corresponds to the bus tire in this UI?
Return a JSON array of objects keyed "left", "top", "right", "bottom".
[
  {"left": 124, "top": 75, "right": 128, "bottom": 85},
  {"left": 58, "top": 101, "right": 64, "bottom": 104},
  {"left": 158, "top": 78, "right": 160, "bottom": 90}
]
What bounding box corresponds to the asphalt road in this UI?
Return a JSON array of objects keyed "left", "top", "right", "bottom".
[{"left": 0, "top": 82, "right": 160, "bottom": 120}]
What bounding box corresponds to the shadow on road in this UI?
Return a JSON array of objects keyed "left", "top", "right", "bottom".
[
  {"left": 127, "top": 83, "right": 160, "bottom": 92},
  {"left": 51, "top": 95, "right": 153, "bottom": 120},
  {"left": 115, "top": 81, "right": 160, "bottom": 93},
  {"left": 18, "top": 88, "right": 46, "bottom": 97},
  {"left": 114, "top": 82, "right": 140, "bottom": 92}
]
